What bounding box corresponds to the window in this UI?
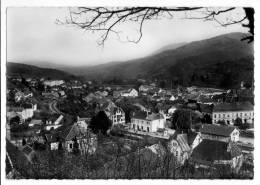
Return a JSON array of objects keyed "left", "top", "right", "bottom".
[
  {"left": 214, "top": 114, "right": 216, "bottom": 118},
  {"left": 147, "top": 127, "right": 149, "bottom": 132},
  {"left": 69, "top": 143, "right": 73, "bottom": 149},
  {"left": 141, "top": 126, "right": 143, "bottom": 130},
  {"left": 219, "top": 114, "right": 221, "bottom": 118}
]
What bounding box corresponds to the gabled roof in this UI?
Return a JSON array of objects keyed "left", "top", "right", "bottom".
[
  {"left": 191, "top": 139, "right": 242, "bottom": 162},
  {"left": 132, "top": 111, "right": 147, "bottom": 120},
  {"left": 213, "top": 101, "right": 254, "bottom": 112},
  {"left": 56, "top": 124, "right": 96, "bottom": 141},
  {"left": 147, "top": 113, "right": 165, "bottom": 121},
  {"left": 187, "top": 132, "right": 199, "bottom": 146},
  {"left": 176, "top": 134, "right": 190, "bottom": 152},
  {"left": 200, "top": 124, "right": 236, "bottom": 137}
]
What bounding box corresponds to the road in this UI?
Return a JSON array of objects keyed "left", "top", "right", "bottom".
[{"left": 49, "top": 100, "right": 63, "bottom": 115}]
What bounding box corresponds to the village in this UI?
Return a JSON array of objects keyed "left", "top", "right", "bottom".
[{"left": 6, "top": 76, "right": 254, "bottom": 179}]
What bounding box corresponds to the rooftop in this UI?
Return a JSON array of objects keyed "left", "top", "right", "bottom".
[
  {"left": 200, "top": 124, "right": 236, "bottom": 137},
  {"left": 191, "top": 139, "right": 242, "bottom": 162},
  {"left": 213, "top": 101, "right": 254, "bottom": 112}
]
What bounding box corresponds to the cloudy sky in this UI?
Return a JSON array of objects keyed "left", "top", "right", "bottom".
[{"left": 7, "top": 7, "right": 248, "bottom": 67}]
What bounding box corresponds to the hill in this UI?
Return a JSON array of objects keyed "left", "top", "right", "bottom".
[
  {"left": 7, "top": 62, "right": 79, "bottom": 81},
  {"left": 68, "top": 32, "right": 253, "bottom": 89}
]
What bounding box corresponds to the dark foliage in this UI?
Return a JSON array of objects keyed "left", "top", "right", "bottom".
[{"left": 89, "top": 111, "right": 112, "bottom": 135}]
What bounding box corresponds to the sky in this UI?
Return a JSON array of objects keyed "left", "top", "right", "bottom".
[{"left": 7, "top": 7, "right": 248, "bottom": 67}]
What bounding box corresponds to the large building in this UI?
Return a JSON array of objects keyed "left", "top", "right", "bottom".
[
  {"left": 191, "top": 139, "right": 243, "bottom": 170},
  {"left": 131, "top": 112, "right": 166, "bottom": 132},
  {"left": 212, "top": 101, "right": 254, "bottom": 125},
  {"left": 200, "top": 124, "right": 239, "bottom": 142}
]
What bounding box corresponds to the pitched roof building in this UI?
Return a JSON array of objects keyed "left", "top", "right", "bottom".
[
  {"left": 212, "top": 101, "right": 254, "bottom": 125},
  {"left": 191, "top": 139, "right": 243, "bottom": 169},
  {"left": 200, "top": 124, "right": 239, "bottom": 142}
]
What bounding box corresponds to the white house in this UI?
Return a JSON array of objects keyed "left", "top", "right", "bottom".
[
  {"left": 45, "top": 115, "right": 64, "bottom": 130},
  {"left": 121, "top": 88, "right": 138, "bottom": 97},
  {"left": 101, "top": 102, "right": 125, "bottom": 125},
  {"left": 7, "top": 104, "right": 36, "bottom": 121},
  {"left": 131, "top": 112, "right": 166, "bottom": 132},
  {"left": 212, "top": 101, "right": 254, "bottom": 125},
  {"left": 169, "top": 95, "right": 176, "bottom": 101}
]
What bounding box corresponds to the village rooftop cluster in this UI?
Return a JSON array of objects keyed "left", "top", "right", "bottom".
[{"left": 6, "top": 76, "right": 254, "bottom": 179}]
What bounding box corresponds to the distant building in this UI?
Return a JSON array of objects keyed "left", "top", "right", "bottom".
[
  {"left": 139, "top": 85, "right": 154, "bottom": 92},
  {"left": 191, "top": 139, "right": 243, "bottom": 170},
  {"left": 131, "top": 112, "right": 166, "bottom": 132},
  {"left": 45, "top": 115, "right": 64, "bottom": 130},
  {"left": 43, "top": 80, "right": 64, "bottom": 87},
  {"left": 200, "top": 124, "right": 239, "bottom": 142},
  {"left": 7, "top": 103, "right": 36, "bottom": 121},
  {"left": 121, "top": 88, "right": 138, "bottom": 97},
  {"left": 101, "top": 102, "right": 125, "bottom": 125},
  {"left": 28, "top": 119, "right": 43, "bottom": 127},
  {"left": 212, "top": 101, "right": 254, "bottom": 125}
]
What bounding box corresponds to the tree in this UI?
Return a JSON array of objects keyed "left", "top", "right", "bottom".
[
  {"left": 22, "top": 138, "right": 27, "bottom": 146},
  {"left": 217, "top": 120, "right": 226, "bottom": 125},
  {"left": 59, "top": 7, "right": 254, "bottom": 45},
  {"left": 170, "top": 109, "right": 193, "bottom": 132},
  {"left": 234, "top": 117, "right": 243, "bottom": 127},
  {"left": 89, "top": 111, "right": 112, "bottom": 135},
  {"left": 202, "top": 114, "right": 212, "bottom": 124},
  {"left": 10, "top": 116, "right": 21, "bottom": 126}
]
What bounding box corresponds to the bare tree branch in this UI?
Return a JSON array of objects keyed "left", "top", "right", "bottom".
[{"left": 58, "top": 7, "right": 254, "bottom": 45}]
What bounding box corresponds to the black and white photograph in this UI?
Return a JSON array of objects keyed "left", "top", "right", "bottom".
[{"left": 1, "top": 1, "right": 259, "bottom": 182}]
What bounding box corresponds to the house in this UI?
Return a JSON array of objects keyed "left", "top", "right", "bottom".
[
  {"left": 200, "top": 124, "right": 239, "bottom": 142},
  {"left": 43, "top": 80, "right": 64, "bottom": 87},
  {"left": 28, "top": 119, "right": 43, "bottom": 127},
  {"left": 131, "top": 112, "right": 166, "bottom": 132},
  {"left": 169, "top": 95, "right": 176, "bottom": 101},
  {"left": 168, "top": 133, "right": 191, "bottom": 164},
  {"left": 139, "top": 85, "right": 154, "bottom": 92},
  {"left": 45, "top": 114, "right": 64, "bottom": 130},
  {"left": 76, "top": 116, "right": 91, "bottom": 129},
  {"left": 121, "top": 88, "right": 138, "bottom": 97},
  {"left": 212, "top": 101, "right": 254, "bottom": 125},
  {"left": 50, "top": 124, "right": 97, "bottom": 155},
  {"left": 101, "top": 102, "right": 125, "bottom": 125},
  {"left": 191, "top": 139, "right": 243, "bottom": 170},
  {"left": 83, "top": 93, "right": 102, "bottom": 103},
  {"left": 7, "top": 104, "right": 35, "bottom": 121},
  {"left": 58, "top": 90, "right": 66, "bottom": 97}
]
